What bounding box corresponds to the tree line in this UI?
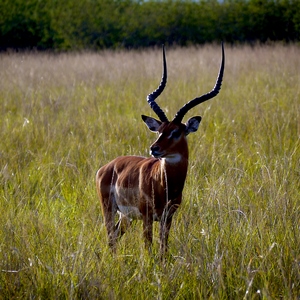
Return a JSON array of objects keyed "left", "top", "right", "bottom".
[{"left": 1, "top": 0, "right": 299, "bottom": 51}]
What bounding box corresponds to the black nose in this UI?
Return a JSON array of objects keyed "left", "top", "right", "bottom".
[
  {"left": 150, "top": 145, "right": 161, "bottom": 157},
  {"left": 151, "top": 145, "right": 160, "bottom": 152}
]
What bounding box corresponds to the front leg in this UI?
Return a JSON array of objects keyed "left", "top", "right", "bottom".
[
  {"left": 159, "top": 200, "right": 180, "bottom": 255},
  {"left": 159, "top": 214, "right": 173, "bottom": 255},
  {"left": 142, "top": 213, "right": 153, "bottom": 251}
]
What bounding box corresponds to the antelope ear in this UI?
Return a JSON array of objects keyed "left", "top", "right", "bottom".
[
  {"left": 185, "top": 116, "right": 202, "bottom": 135},
  {"left": 141, "top": 115, "right": 162, "bottom": 132}
]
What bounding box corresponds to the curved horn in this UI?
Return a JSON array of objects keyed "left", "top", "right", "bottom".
[
  {"left": 173, "top": 42, "right": 225, "bottom": 123},
  {"left": 146, "top": 45, "right": 169, "bottom": 122}
]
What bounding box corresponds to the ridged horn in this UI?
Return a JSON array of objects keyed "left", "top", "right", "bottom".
[
  {"left": 173, "top": 42, "right": 225, "bottom": 123},
  {"left": 146, "top": 45, "right": 169, "bottom": 122}
]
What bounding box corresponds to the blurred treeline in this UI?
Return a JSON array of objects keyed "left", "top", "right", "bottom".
[{"left": 1, "top": 0, "right": 299, "bottom": 50}]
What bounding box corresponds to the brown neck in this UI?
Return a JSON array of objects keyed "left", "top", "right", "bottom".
[{"left": 160, "top": 149, "right": 189, "bottom": 200}]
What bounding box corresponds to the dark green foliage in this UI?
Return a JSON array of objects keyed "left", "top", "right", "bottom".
[{"left": 1, "top": 0, "right": 300, "bottom": 50}]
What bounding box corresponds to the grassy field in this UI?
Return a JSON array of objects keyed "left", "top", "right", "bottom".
[{"left": 0, "top": 44, "right": 299, "bottom": 299}]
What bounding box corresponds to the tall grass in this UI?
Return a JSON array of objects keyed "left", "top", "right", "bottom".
[{"left": 0, "top": 44, "right": 299, "bottom": 298}]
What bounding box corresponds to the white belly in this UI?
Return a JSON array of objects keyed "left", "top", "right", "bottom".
[{"left": 117, "top": 205, "right": 143, "bottom": 219}]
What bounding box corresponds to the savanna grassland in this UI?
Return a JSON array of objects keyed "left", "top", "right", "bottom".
[{"left": 0, "top": 44, "right": 299, "bottom": 299}]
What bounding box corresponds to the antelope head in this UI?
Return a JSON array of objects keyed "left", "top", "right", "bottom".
[{"left": 142, "top": 43, "right": 224, "bottom": 163}]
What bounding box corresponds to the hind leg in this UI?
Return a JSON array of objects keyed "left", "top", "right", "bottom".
[
  {"left": 115, "top": 212, "right": 132, "bottom": 238},
  {"left": 98, "top": 193, "right": 119, "bottom": 252},
  {"left": 96, "top": 167, "right": 122, "bottom": 252},
  {"left": 99, "top": 196, "right": 133, "bottom": 252}
]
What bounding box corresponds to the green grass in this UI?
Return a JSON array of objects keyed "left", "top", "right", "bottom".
[{"left": 0, "top": 44, "right": 299, "bottom": 299}]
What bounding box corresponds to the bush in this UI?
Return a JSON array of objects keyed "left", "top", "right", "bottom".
[{"left": 0, "top": 0, "right": 299, "bottom": 50}]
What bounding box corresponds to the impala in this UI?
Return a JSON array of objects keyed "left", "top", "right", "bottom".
[{"left": 96, "top": 44, "right": 225, "bottom": 254}]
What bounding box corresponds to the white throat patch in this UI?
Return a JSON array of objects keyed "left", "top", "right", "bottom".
[{"left": 164, "top": 153, "right": 182, "bottom": 164}]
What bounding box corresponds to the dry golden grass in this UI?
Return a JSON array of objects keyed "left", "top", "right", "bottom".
[{"left": 0, "top": 43, "right": 299, "bottom": 298}]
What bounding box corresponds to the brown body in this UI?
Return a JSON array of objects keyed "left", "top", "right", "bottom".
[
  {"left": 96, "top": 120, "right": 193, "bottom": 253},
  {"left": 96, "top": 44, "right": 225, "bottom": 254}
]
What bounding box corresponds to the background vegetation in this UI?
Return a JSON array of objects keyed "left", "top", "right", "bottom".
[
  {"left": 0, "top": 44, "right": 299, "bottom": 298},
  {"left": 1, "top": 0, "right": 300, "bottom": 51}
]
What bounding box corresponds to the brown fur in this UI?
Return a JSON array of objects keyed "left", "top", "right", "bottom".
[
  {"left": 96, "top": 120, "right": 196, "bottom": 254},
  {"left": 96, "top": 44, "right": 224, "bottom": 255}
]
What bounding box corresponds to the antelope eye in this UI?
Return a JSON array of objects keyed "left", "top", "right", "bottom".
[{"left": 169, "top": 129, "right": 181, "bottom": 139}]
